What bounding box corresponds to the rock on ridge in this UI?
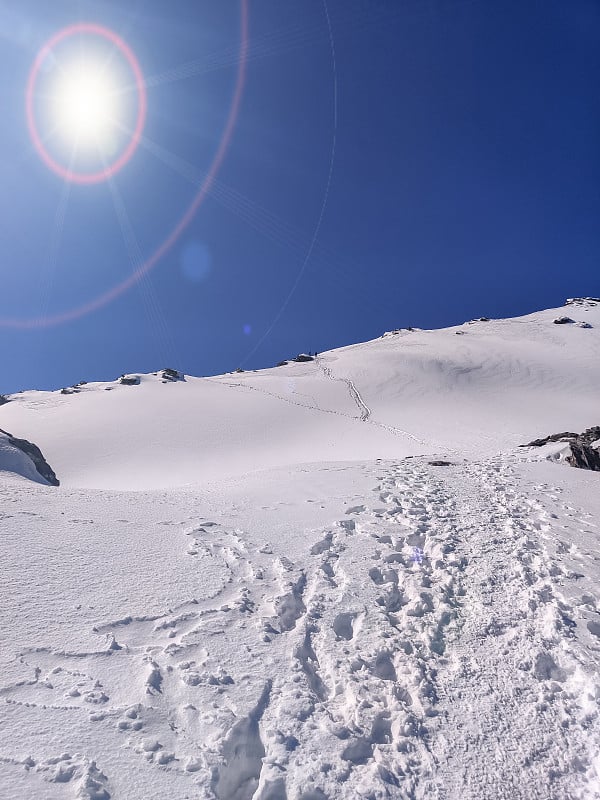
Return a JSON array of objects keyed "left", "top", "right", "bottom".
[{"left": 565, "top": 297, "right": 600, "bottom": 306}]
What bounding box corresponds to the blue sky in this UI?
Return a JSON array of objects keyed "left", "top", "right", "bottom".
[{"left": 1, "top": 0, "right": 599, "bottom": 393}]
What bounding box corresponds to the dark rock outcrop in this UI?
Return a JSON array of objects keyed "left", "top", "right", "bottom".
[
  {"left": 524, "top": 431, "right": 578, "bottom": 447},
  {"left": 0, "top": 428, "right": 59, "bottom": 485},
  {"left": 0, "top": 394, "right": 8, "bottom": 406},
  {"left": 553, "top": 316, "right": 575, "bottom": 325},
  {"left": 566, "top": 443, "right": 600, "bottom": 472},
  {"left": 384, "top": 327, "right": 419, "bottom": 336},
  {"left": 160, "top": 368, "right": 185, "bottom": 382},
  {"left": 524, "top": 427, "right": 600, "bottom": 448},
  {"left": 294, "top": 354, "right": 314, "bottom": 363},
  {"left": 565, "top": 297, "right": 600, "bottom": 306},
  {"left": 119, "top": 375, "right": 140, "bottom": 386},
  {"left": 522, "top": 426, "right": 600, "bottom": 472}
]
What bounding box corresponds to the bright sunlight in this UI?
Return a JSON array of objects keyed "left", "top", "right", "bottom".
[{"left": 51, "top": 62, "right": 122, "bottom": 151}]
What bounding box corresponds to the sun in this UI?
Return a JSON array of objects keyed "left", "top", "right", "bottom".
[
  {"left": 50, "top": 62, "right": 122, "bottom": 151},
  {"left": 26, "top": 23, "right": 148, "bottom": 184}
]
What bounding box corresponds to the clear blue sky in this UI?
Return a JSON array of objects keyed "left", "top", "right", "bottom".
[{"left": 1, "top": 0, "right": 599, "bottom": 393}]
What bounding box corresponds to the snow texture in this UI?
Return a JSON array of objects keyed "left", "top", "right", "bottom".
[{"left": 0, "top": 300, "right": 599, "bottom": 799}]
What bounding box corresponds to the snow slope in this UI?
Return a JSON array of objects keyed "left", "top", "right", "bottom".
[
  {"left": 0, "top": 300, "right": 599, "bottom": 800},
  {"left": 0, "top": 302, "right": 599, "bottom": 490}
]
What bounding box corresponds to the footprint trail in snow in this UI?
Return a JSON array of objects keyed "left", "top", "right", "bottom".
[{"left": 0, "top": 456, "right": 599, "bottom": 799}]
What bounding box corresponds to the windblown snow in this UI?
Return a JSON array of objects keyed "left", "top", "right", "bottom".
[{"left": 1, "top": 301, "right": 599, "bottom": 799}]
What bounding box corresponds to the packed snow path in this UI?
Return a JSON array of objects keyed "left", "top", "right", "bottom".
[{"left": 0, "top": 455, "right": 598, "bottom": 799}]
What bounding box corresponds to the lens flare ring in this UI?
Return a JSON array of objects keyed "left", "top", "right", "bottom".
[
  {"left": 4, "top": 2, "right": 248, "bottom": 329},
  {"left": 26, "top": 22, "right": 147, "bottom": 185}
]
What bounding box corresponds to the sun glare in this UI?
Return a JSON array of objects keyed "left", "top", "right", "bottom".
[{"left": 51, "top": 63, "right": 121, "bottom": 150}]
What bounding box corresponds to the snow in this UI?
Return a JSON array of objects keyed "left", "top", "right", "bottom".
[
  {"left": 0, "top": 432, "right": 49, "bottom": 486},
  {"left": 1, "top": 303, "right": 599, "bottom": 491},
  {"left": 0, "top": 301, "right": 599, "bottom": 799}
]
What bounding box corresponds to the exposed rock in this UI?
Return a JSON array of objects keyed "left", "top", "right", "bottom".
[
  {"left": 565, "top": 297, "right": 600, "bottom": 306},
  {"left": 160, "top": 368, "right": 185, "bottom": 382},
  {"left": 523, "top": 427, "right": 600, "bottom": 448},
  {"left": 383, "top": 327, "right": 420, "bottom": 337},
  {"left": 428, "top": 460, "right": 455, "bottom": 467},
  {"left": 0, "top": 428, "right": 59, "bottom": 486},
  {"left": 576, "top": 321, "right": 593, "bottom": 329},
  {"left": 553, "top": 316, "right": 575, "bottom": 325},
  {"left": 276, "top": 361, "right": 289, "bottom": 367},
  {"left": 522, "top": 426, "right": 600, "bottom": 472},
  {"left": 294, "top": 354, "right": 314, "bottom": 363},
  {"left": 119, "top": 375, "right": 140, "bottom": 386},
  {"left": 0, "top": 394, "right": 8, "bottom": 405},
  {"left": 566, "top": 443, "right": 600, "bottom": 472}
]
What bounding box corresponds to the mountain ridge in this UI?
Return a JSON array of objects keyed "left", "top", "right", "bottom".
[{"left": 1, "top": 299, "right": 598, "bottom": 490}]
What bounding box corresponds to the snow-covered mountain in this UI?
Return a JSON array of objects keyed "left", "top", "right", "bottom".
[
  {"left": 0, "top": 300, "right": 599, "bottom": 800},
  {"left": 1, "top": 300, "right": 599, "bottom": 490}
]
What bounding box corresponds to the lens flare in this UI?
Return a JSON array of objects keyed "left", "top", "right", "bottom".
[
  {"left": 4, "top": 5, "right": 249, "bottom": 330},
  {"left": 26, "top": 23, "right": 147, "bottom": 185}
]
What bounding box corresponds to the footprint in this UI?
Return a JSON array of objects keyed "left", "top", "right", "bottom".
[
  {"left": 341, "top": 737, "right": 373, "bottom": 765},
  {"left": 371, "top": 711, "right": 392, "bottom": 744},
  {"left": 533, "top": 653, "right": 566, "bottom": 682},
  {"left": 373, "top": 652, "right": 397, "bottom": 682},
  {"left": 333, "top": 613, "right": 357, "bottom": 641},
  {"left": 145, "top": 660, "right": 163, "bottom": 694},
  {"left": 79, "top": 761, "right": 111, "bottom": 799},
  {"left": 587, "top": 620, "right": 600, "bottom": 638},
  {"left": 274, "top": 574, "right": 307, "bottom": 632},
  {"left": 213, "top": 682, "right": 271, "bottom": 800},
  {"left": 40, "top": 755, "right": 111, "bottom": 799},
  {"left": 311, "top": 535, "right": 333, "bottom": 555},
  {"left": 369, "top": 567, "right": 384, "bottom": 586}
]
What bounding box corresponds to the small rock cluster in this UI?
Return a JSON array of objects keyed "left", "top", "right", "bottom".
[{"left": 565, "top": 297, "right": 599, "bottom": 306}]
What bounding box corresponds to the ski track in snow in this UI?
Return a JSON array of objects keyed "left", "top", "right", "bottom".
[{"left": 1, "top": 456, "right": 599, "bottom": 799}]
